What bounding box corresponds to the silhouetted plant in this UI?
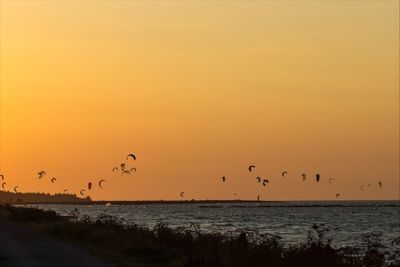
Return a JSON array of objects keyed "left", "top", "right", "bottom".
[
  {"left": 307, "top": 223, "right": 332, "bottom": 247},
  {"left": 362, "top": 232, "right": 385, "bottom": 267},
  {"left": 6, "top": 205, "right": 61, "bottom": 222}
]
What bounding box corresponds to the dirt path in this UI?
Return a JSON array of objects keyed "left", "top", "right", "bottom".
[{"left": 0, "top": 218, "right": 115, "bottom": 267}]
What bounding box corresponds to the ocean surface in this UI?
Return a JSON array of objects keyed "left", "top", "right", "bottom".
[{"left": 31, "top": 201, "right": 399, "bottom": 253}]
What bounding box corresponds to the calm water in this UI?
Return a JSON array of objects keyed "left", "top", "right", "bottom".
[{"left": 32, "top": 201, "right": 399, "bottom": 253}]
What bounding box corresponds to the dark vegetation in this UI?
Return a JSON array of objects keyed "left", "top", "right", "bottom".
[
  {"left": 0, "top": 191, "right": 91, "bottom": 204},
  {"left": 0, "top": 204, "right": 398, "bottom": 267}
]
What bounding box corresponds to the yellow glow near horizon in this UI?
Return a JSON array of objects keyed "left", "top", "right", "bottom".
[{"left": 0, "top": 1, "right": 398, "bottom": 200}]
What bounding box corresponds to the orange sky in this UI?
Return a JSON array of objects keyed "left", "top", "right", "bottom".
[{"left": 0, "top": 1, "right": 398, "bottom": 201}]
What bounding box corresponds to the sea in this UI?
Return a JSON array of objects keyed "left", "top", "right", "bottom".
[{"left": 30, "top": 201, "right": 400, "bottom": 254}]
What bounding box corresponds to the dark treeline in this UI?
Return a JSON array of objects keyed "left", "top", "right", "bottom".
[{"left": 0, "top": 191, "right": 91, "bottom": 204}]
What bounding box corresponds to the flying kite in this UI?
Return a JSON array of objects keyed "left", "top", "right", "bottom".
[
  {"left": 180, "top": 192, "right": 185, "bottom": 197},
  {"left": 38, "top": 171, "right": 46, "bottom": 179},
  {"left": 99, "top": 180, "right": 106, "bottom": 189},
  {"left": 222, "top": 176, "right": 226, "bottom": 182},
  {"left": 0, "top": 174, "right": 4, "bottom": 181},
  {"left": 257, "top": 195, "right": 260, "bottom": 202},
  {"left": 63, "top": 189, "right": 68, "bottom": 194},
  {"left": 126, "top": 154, "right": 136, "bottom": 160},
  {"left": 51, "top": 177, "right": 57, "bottom": 183},
  {"left": 14, "top": 186, "right": 19, "bottom": 193},
  {"left": 120, "top": 163, "right": 126, "bottom": 171},
  {"left": 361, "top": 185, "right": 365, "bottom": 191},
  {"left": 112, "top": 167, "right": 118, "bottom": 172},
  {"left": 282, "top": 171, "right": 288, "bottom": 177},
  {"left": 88, "top": 182, "right": 92, "bottom": 190},
  {"left": 248, "top": 165, "right": 255, "bottom": 172},
  {"left": 336, "top": 194, "right": 341, "bottom": 198},
  {"left": 301, "top": 173, "right": 307, "bottom": 181},
  {"left": 130, "top": 167, "right": 136, "bottom": 172},
  {"left": 1, "top": 182, "right": 5, "bottom": 190},
  {"left": 379, "top": 181, "right": 383, "bottom": 188},
  {"left": 316, "top": 174, "right": 320, "bottom": 182},
  {"left": 80, "top": 189, "right": 86, "bottom": 196},
  {"left": 121, "top": 170, "right": 130, "bottom": 176},
  {"left": 262, "top": 179, "right": 269, "bottom": 186},
  {"left": 256, "top": 177, "right": 261, "bottom": 183},
  {"left": 328, "top": 178, "right": 334, "bottom": 184}
]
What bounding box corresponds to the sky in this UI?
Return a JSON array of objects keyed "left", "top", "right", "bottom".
[{"left": 0, "top": 1, "right": 398, "bottom": 201}]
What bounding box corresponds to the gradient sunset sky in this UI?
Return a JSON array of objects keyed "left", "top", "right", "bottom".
[{"left": 0, "top": 1, "right": 398, "bottom": 201}]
